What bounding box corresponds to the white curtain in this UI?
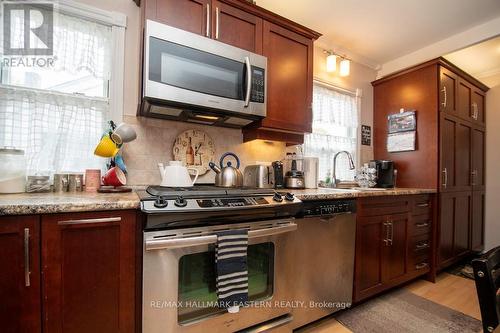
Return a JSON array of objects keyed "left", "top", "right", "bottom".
[
  {"left": 0, "top": 86, "right": 107, "bottom": 175},
  {"left": 304, "top": 83, "right": 359, "bottom": 182},
  {"left": 0, "top": 10, "right": 112, "bottom": 176}
]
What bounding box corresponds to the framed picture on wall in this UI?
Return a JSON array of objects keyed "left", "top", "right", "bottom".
[{"left": 388, "top": 110, "right": 417, "bottom": 133}]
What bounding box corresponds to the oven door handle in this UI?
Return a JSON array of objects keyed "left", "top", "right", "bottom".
[{"left": 145, "top": 222, "right": 297, "bottom": 251}]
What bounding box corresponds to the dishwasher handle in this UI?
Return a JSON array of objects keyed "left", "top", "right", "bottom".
[{"left": 146, "top": 222, "right": 297, "bottom": 251}]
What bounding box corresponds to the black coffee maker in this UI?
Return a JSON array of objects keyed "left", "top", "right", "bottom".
[{"left": 370, "top": 160, "right": 396, "bottom": 188}]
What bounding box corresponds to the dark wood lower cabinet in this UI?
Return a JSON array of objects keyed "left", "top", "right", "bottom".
[
  {"left": 0, "top": 216, "right": 41, "bottom": 333},
  {"left": 471, "top": 191, "right": 485, "bottom": 252},
  {"left": 42, "top": 210, "right": 137, "bottom": 333},
  {"left": 354, "top": 196, "right": 433, "bottom": 303}
]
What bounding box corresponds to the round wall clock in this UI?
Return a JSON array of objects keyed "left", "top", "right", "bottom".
[{"left": 173, "top": 130, "right": 216, "bottom": 176}]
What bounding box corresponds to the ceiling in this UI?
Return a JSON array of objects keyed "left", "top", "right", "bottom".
[
  {"left": 444, "top": 36, "right": 500, "bottom": 79},
  {"left": 256, "top": 0, "right": 500, "bottom": 67}
]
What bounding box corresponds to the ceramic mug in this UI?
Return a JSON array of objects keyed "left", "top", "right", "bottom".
[
  {"left": 111, "top": 123, "right": 137, "bottom": 144},
  {"left": 85, "top": 169, "right": 101, "bottom": 192},
  {"left": 102, "top": 167, "right": 126, "bottom": 187},
  {"left": 94, "top": 134, "right": 120, "bottom": 158}
]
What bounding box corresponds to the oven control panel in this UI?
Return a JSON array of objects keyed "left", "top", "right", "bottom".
[
  {"left": 301, "top": 200, "right": 356, "bottom": 217},
  {"left": 197, "top": 197, "right": 269, "bottom": 208},
  {"left": 250, "top": 66, "right": 265, "bottom": 103}
]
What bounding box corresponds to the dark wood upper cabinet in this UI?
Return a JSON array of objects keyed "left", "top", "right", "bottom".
[
  {"left": 153, "top": 0, "right": 210, "bottom": 36},
  {"left": 471, "top": 89, "right": 485, "bottom": 125},
  {"left": 0, "top": 216, "right": 41, "bottom": 333},
  {"left": 373, "top": 58, "right": 488, "bottom": 270},
  {"left": 457, "top": 79, "right": 472, "bottom": 120},
  {"left": 472, "top": 128, "right": 485, "bottom": 191},
  {"left": 440, "top": 67, "right": 457, "bottom": 116},
  {"left": 42, "top": 210, "right": 137, "bottom": 333},
  {"left": 257, "top": 20, "right": 313, "bottom": 133},
  {"left": 211, "top": 0, "right": 262, "bottom": 53}
]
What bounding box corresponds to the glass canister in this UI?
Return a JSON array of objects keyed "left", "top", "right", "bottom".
[{"left": 0, "top": 147, "right": 27, "bottom": 193}]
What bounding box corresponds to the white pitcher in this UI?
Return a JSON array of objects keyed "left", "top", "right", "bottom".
[{"left": 158, "top": 161, "right": 199, "bottom": 187}]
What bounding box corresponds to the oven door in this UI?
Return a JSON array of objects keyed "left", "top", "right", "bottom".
[
  {"left": 144, "top": 20, "right": 266, "bottom": 118},
  {"left": 143, "top": 219, "right": 296, "bottom": 333}
]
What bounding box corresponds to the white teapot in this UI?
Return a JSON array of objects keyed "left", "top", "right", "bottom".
[{"left": 158, "top": 161, "right": 199, "bottom": 187}]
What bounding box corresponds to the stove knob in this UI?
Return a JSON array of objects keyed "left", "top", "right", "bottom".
[
  {"left": 154, "top": 196, "right": 168, "bottom": 208},
  {"left": 273, "top": 193, "right": 283, "bottom": 202},
  {"left": 285, "top": 192, "right": 295, "bottom": 202},
  {"left": 174, "top": 196, "right": 188, "bottom": 208}
]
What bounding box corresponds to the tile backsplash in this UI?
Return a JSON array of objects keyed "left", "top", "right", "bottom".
[{"left": 122, "top": 116, "right": 287, "bottom": 185}]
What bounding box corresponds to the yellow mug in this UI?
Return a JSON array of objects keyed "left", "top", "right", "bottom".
[{"left": 94, "top": 134, "right": 120, "bottom": 158}]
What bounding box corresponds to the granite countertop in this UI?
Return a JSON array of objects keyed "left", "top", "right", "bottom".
[
  {"left": 0, "top": 187, "right": 436, "bottom": 216},
  {"left": 293, "top": 187, "right": 437, "bottom": 201},
  {"left": 0, "top": 191, "right": 140, "bottom": 216}
]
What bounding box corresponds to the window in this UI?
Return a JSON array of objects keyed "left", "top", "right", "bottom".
[
  {"left": 0, "top": 2, "right": 125, "bottom": 175},
  {"left": 304, "top": 82, "right": 359, "bottom": 182}
]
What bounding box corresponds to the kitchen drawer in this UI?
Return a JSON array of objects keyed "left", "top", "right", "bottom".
[
  {"left": 410, "top": 214, "right": 432, "bottom": 237},
  {"left": 358, "top": 196, "right": 411, "bottom": 217},
  {"left": 409, "top": 234, "right": 431, "bottom": 254},
  {"left": 413, "top": 195, "right": 432, "bottom": 215},
  {"left": 409, "top": 253, "right": 430, "bottom": 273}
]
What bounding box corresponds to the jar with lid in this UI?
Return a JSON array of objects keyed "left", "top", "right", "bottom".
[{"left": 0, "top": 147, "right": 27, "bottom": 193}]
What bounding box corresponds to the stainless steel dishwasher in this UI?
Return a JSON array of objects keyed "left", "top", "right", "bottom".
[{"left": 287, "top": 199, "right": 357, "bottom": 329}]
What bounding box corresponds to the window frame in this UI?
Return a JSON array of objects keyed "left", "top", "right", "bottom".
[{"left": 0, "top": 0, "right": 127, "bottom": 123}]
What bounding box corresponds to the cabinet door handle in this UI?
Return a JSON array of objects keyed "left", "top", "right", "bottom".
[
  {"left": 417, "top": 203, "right": 429, "bottom": 208},
  {"left": 383, "top": 222, "right": 390, "bottom": 246},
  {"left": 24, "top": 228, "right": 31, "bottom": 287},
  {"left": 416, "top": 222, "right": 430, "bottom": 228},
  {"left": 215, "top": 7, "right": 219, "bottom": 39},
  {"left": 441, "top": 86, "right": 447, "bottom": 108},
  {"left": 415, "top": 262, "right": 428, "bottom": 270},
  {"left": 389, "top": 221, "right": 394, "bottom": 246},
  {"left": 58, "top": 217, "right": 121, "bottom": 225},
  {"left": 416, "top": 241, "right": 429, "bottom": 249},
  {"left": 442, "top": 168, "right": 448, "bottom": 189},
  {"left": 205, "top": 4, "right": 210, "bottom": 37},
  {"left": 471, "top": 169, "right": 477, "bottom": 186}
]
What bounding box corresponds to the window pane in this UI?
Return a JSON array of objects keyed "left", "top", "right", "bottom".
[
  {"left": 304, "top": 84, "right": 359, "bottom": 182},
  {"left": 1, "top": 10, "right": 111, "bottom": 97}
]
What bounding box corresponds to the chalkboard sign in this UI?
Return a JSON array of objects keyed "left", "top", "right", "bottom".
[{"left": 361, "top": 125, "right": 371, "bottom": 146}]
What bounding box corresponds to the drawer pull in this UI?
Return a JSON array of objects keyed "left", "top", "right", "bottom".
[
  {"left": 415, "top": 262, "right": 429, "bottom": 270},
  {"left": 417, "top": 203, "right": 429, "bottom": 208},
  {"left": 24, "top": 228, "right": 31, "bottom": 287},
  {"left": 416, "top": 222, "right": 430, "bottom": 228},
  {"left": 58, "top": 217, "right": 121, "bottom": 225},
  {"left": 416, "top": 241, "right": 429, "bottom": 249}
]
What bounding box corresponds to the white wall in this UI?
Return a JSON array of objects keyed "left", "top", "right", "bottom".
[{"left": 485, "top": 81, "right": 500, "bottom": 250}]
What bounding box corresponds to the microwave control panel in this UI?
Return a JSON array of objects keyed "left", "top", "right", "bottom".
[{"left": 250, "top": 66, "right": 265, "bottom": 103}]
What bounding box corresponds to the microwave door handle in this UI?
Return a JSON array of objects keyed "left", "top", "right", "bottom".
[
  {"left": 244, "top": 56, "right": 252, "bottom": 107},
  {"left": 145, "top": 222, "right": 297, "bottom": 251}
]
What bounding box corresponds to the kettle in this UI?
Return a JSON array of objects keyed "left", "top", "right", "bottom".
[
  {"left": 158, "top": 161, "right": 199, "bottom": 187},
  {"left": 209, "top": 152, "right": 243, "bottom": 188}
]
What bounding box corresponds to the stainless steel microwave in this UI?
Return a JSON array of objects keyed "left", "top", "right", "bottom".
[{"left": 140, "top": 20, "right": 267, "bottom": 128}]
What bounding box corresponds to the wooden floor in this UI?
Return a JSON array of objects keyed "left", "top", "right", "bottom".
[{"left": 300, "top": 273, "right": 481, "bottom": 333}]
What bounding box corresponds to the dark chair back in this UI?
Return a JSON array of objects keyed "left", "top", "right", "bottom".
[{"left": 472, "top": 247, "right": 500, "bottom": 333}]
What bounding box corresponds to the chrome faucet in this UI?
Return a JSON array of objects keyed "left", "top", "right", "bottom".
[{"left": 332, "top": 151, "right": 356, "bottom": 187}]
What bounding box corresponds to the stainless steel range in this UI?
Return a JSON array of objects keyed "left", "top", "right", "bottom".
[{"left": 139, "top": 185, "right": 302, "bottom": 333}]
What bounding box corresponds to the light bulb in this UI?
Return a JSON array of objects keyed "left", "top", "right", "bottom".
[
  {"left": 340, "top": 58, "right": 350, "bottom": 77},
  {"left": 326, "top": 54, "right": 337, "bottom": 72}
]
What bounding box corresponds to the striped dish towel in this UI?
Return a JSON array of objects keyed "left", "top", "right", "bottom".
[{"left": 215, "top": 229, "right": 249, "bottom": 311}]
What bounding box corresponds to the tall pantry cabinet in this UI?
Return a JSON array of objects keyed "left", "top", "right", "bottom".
[{"left": 372, "top": 57, "right": 488, "bottom": 270}]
